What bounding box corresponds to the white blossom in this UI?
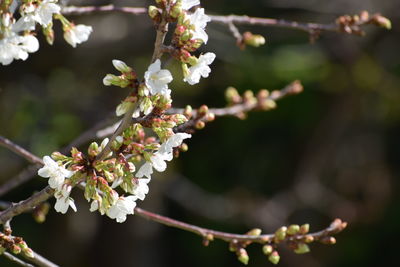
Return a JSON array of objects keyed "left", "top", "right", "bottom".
[
  {"left": 38, "top": 156, "right": 73, "bottom": 189},
  {"left": 64, "top": 24, "right": 92, "bottom": 48},
  {"left": 183, "top": 52, "right": 216, "bottom": 85},
  {"left": 54, "top": 184, "right": 77, "bottom": 214},
  {"left": 129, "top": 178, "right": 151, "bottom": 201},
  {"left": 181, "top": 0, "right": 200, "bottom": 10},
  {"left": 0, "top": 33, "right": 39, "bottom": 65},
  {"left": 13, "top": 0, "right": 60, "bottom": 32},
  {"left": 187, "top": 8, "right": 211, "bottom": 44},
  {"left": 136, "top": 133, "right": 192, "bottom": 178},
  {"left": 107, "top": 196, "right": 137, "bottom": 223},
  {"left": 144, "top": 59, "right": 173, "bottom": 96},
  {"left": 136, "top": 162, "right": 153, "bottom": 179}
]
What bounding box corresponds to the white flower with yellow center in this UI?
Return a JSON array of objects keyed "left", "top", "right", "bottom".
[
  {"left": 144, "top": 59, "right": 173, "bottom": 96},
  {"left": 183, "top": 52, "right": 216, "bottom": 85},
  {"left": 54, "top": 184, "right": 77, "bottom": 214},
  {"left": 107, "top": 196, "right": 137, "bottom": 223},
  {"left": 64, "top": 24, "right": 93, "bottom": 48},
  {"left": 38, "top": 156, "right": 73, "bottom": 189}
]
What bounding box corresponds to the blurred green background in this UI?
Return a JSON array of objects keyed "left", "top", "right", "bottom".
[{"left": 1, "top": 0, "right": 399, "bottom": 266}]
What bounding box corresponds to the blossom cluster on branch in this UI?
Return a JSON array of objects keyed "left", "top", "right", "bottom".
[
  {"left": 0, "top": 0, "right": 391, "bottom": 266},
  {"left": 0, "top": 0, "right": 92, "bottom": 65}
]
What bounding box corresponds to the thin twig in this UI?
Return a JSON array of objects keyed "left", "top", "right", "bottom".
[
  {"left": 60, "top": 4, "right": 383, "bottom": 37},
  {"left": 3, "top": 252, "right": 35, "bottom": 267},
  {"left": 135, "top": 207, "right": 346, "bottom": 244},
  {"left": 0, "top": 136, "right": 43, "bottom": 165}
]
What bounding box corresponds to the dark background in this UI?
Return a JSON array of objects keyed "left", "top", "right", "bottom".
[{"left": 0, "top": 0, "right": 399, "bottom": 266}]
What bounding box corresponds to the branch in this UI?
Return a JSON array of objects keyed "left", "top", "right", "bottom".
[
  {"left": 135, "top": 207, "right": 346, "bottom": 245},
  {"left": 173, "top": 80, "right": 303, "bottom": 133},
  {"left": 61, "top": 5, "right": 390, "bottom": 38},
  {"left": 0, "top": 136, "right": 43, "bottom": 165},
  {"left": 3, "top": 252, "right": 34, "bottom": 267}
]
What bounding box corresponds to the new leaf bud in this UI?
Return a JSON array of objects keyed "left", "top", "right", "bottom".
[
  {"left": 237, "top": 248, "right": 249, "bottom": 265},
  {"left": 275, "top": 226, "right": 287, "bottom": 241},
  {"left": 299, "top": 224, "right": 310, "bottom": 234},
  {"left": 262, "top": 245, "right": 273, "bottom": 255},
  {"left": 243, "top": 31, "right": 266, "bottom": 47}
]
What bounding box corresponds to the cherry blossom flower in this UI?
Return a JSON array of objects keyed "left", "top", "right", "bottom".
[
  {"left": 136, "top": 133, "right": 192, "bottom": 178},
  {"left": 13, "top": 0, "right": 60, "bottom": 32},
  {"left": 54, "top": 184, "right": 77, "bottom": 214},
  {"left": 130, "top": 178, "right": 151, "bottom": 201},
  {"left": 187, "top": 8, "right": 211, "bottom": 44},
  {"left": 0, "top": 33, "right": 39, "bottom": 65},
  {"left": 181, "top": 0, "right": 200, "bottom": 10},
  {"left": 64, "top": 24, "right": 93, "bottom": 48},
  {"left": 144, "top": 59, "right": 173, "bottom": 96},
  {"left": 106, "top": 196, "right": 137, "bottom": 223},
  {"left": 38, "top": 156, "right": 73, "bottom": 189},
  {"left": 183, "top": 52, "right": 216, "bottom": 85}
]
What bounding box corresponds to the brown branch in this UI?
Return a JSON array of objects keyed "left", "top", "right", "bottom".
[
  {"left": 61, "top": 5, "right": 146, "bottom": 16},
  {"left": 60, "top": 5, "right": 388, "bottom": 37},
  {"left": 0, "top": 136, "right": 43, "bottom": 165},
  {"left": 3, "top": 252, "right": 35, "bottom": 267},
  {"left": 173, "top": 80, "right": 303, "bottom": 133},
  {"left": 135, "top": 207, "right": 346, "bottom": 244}
]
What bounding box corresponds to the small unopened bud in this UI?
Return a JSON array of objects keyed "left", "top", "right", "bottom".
[
  {"left": 299, "top": 224, "right": 310, "bottom": 234},
  {"left": 148, "top": 5, "right": 160, "bottom": 19},
  {"left": 257, "top": 89, "right": 269, "bottom": 99},
  {"left": 180, "top": 143, "right": 188, "bottom": 152},
  {"left": 294, "top": 243, "right": 310, "bottom": 254},
  {"left": 206, "top": 112, "right": 215, "bottom": 122},
  {"left": 225, "top": 87, "right": 241, "bottom": 104},
  {"left": 372, "top": 15, "right": 391, "bottom": 29},
  {"left": 88, "top": 142, "right": 99, "bottom": 157},
  {"left": 287, "top": 224, "right": 300, "bottom": 235},
  {"left": 184, "top": 105, "right": 193, "bottom": 118},
  {"left": 198, "top": 105, "right": 209, "bottom": 115},
  {"left": 268, "top": 251, "right": 280, "bottom": 265},
  {"left": 275, "top": 226, "right": 287, "bottom": 241},
  {"left": 195, "top": 120, "right": 205, "bottom": 129},
  {"left": 103, "top": 74, "right": 130, "bottom": 87},
  {"left": 42, "top": 23, "right": 55, "bottom": 45},
  {"left": 170, "top": 1, "right": 182, "bottom": 18},
  {"left": 112, "top": 59, "right": 132, "bottom": 73},
  {"left": 262, "top": 245, "right": 273, "bottom": 255},
  {"left": 187, "top": 56, "right": 198, "bottom": 66},
  {"left": 11, "top": 245, "right": 21, "bottom": 254},
  {"left": 181, "top": 29, "right": 192, "bottom": 42},
  {"left": 237, "top": 248, "right": 249, "bottom": 265},
  {"left": 23, "top": 248, "right": 34, "bottom": 258},
  {"left": 243, "top": 31, "right": 266, "bottom": 47},
  {"left": 360, "top": 10, "right": 369, "bottom": 21},
  {"left": 51, "top": 151, "right": 68, "bottom": 161},
  {"left": 304, "top": 235, "right": 314, "bottom": 243},
  {"left": 260, "top": 99, "right": 276, "bottom": 110},
  {"left": 320, "top": 236, "right": 336, "bottom": 245},
  {"left": 246, "top": 228, "right": 262, "bottom": 236}
]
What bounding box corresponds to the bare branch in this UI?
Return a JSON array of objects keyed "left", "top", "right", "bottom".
[
  {"left": 60, "top": 5, "right": 389, "bottom": 38},
  {"left": 0, "top": 136, "right": 43, "bottom": 165},
  {"left": 3, "top": 252, "right": 35, "bottom": 267},
  {"left": 135, "top": 207, "right": 346, "bottom": 244}
]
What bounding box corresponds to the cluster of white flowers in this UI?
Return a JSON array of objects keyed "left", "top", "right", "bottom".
[
  {"left": 0, "top": 0, "right": 92, "bottom": 65},
  {"left": 38, "top": 156, "right": 76, "bottom": 214},
  {"left": 137, "top": 133, "right": 192, "bottom": 178}
]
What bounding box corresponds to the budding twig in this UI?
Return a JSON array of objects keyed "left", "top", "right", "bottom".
[
  {"left": 0, "top": 136, "right": 43, "bottom": 165},
  {"left": 61, "top": 5, "right": 389, "bottom": 39}
]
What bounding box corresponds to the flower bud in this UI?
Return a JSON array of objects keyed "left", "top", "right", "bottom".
[
  {"left": 304, "top": 235, "right": 314, "bottom": 243},
  {"left": 23, "top": 248, "right": 34, "bottom": 258},
  {"left": 11, "top": 245, "right": 21, "bottom": 254},
  {"left": 262, "top": 245, "right": 273, "bottom": 255},
  {"left": 372, "top": 15, "right": 392, "bottom": 29},
  {"left": 88, "top": 142, "right": 99, "bottom": 157},
  {"left": 225, "top": 87, "right": 242, "bottom": 104},
  {"left": 287, "top": 224, "right": 300, "bottom": 235},
  {"left": 275, "top": 226, "right": 287, "bottom": 241},
  {"left": 148, "top": 5, "right": 160, "bottom": 19},
  {"left": 299, "top": 223, "right": 310, "bottom": 234},
  {"left": 112, "top": 59, "right": 132, "bottom": 73},
  {"left": 260, "top": 99, "right": 277, "bottom": 110},
  {"left": 294, "top": 243, "right": 310, "bottom": 254},
  {"left": 43, "top": 22, "right": 55, "bottom": 45},
  {"left": 170, "top": 1, "right": 182, "bottom": 18},
  {"left": 180, "top": 143, "right": 188, "bottom": 152},
  {"left": 103, "top": 74, "right": 120, "bottom": 86},
  {"left": 183, "top": 105, "right": 193, "bottom": 118},
  {"left": 198, "top": 105, "right": 209, "bottom": 115},
  {"left": 243, "top": 31, "right": 266, "bottom": 47},
  {"left": 195, "top": 120, "right": 205, "bottom": 129},
  {"left": 268, "top": 251, "right": 280, "bottom": 265},
  {"left": 237, "top": 248, "right": 249, "bottom": 265},
  {"left": 246, "top": 228, "right": 262, "bottom": 236}
]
